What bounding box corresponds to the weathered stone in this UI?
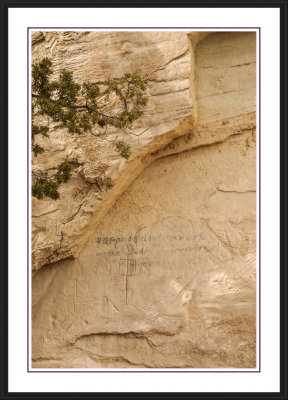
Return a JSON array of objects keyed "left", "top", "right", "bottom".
[
  {"left": 32, "top": 31, "right": 256, "bottom": 368},
  {"left": 32, "top": 31, "right": 196, "bottom": 271}
]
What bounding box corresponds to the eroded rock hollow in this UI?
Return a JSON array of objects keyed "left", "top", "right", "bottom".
[{"left": 32, "top": 31, "right": 256, "bottom": 368}]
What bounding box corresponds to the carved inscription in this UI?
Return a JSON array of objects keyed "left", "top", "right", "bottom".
[
  {"left": 53, "top": 218, "right": 219, "bottom": 335},
  {"left": 96, "top": 233, "right": 208, "bottom": 248},
  {"left": 95, "top": 232, "right": 216, "bottom": 259},
  {"left": 57, "top": 279, "right": 77, "bottom": 332},
  {"left": 119, "top": 244, "right": 137, "bottom": 304}
]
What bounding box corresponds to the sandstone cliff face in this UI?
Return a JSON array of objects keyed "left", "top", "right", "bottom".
[
  {"left": 32, "top": 31, "right": 256, "bottom": 368},
  {"left": 32, "top": 31, "right": 196, "bottom": 271}
]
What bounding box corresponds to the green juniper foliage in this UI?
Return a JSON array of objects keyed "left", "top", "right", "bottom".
[
  {"left": 32, "top": 163, "right": 72, "bottom": 200},
  {"left": 32, "top": 57, "right": 148, "bottom": 200},
  {"left": 114, "top": 141, "right": 132, "bottom": 159}
]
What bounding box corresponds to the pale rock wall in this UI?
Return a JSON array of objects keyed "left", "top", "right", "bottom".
[
  {"left": 32, "top": 31, "right": 256, "bottom": 368},
  {"left": 32, "top": 31, "right": 196, "bottom": 271}
]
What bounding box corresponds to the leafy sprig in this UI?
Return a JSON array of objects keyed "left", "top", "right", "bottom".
[{"left": 32, "top": 57, "right": 149, "bottom": 200}]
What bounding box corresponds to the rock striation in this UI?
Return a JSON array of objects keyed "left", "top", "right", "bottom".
[
  {"left": 32, "top": 31, "right": 196, "bottom": 271},
  {"left": 32, "top": 31, "right": 256, "bottom": 368}
]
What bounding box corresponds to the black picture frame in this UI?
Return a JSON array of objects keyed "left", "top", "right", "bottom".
[{"left": 0, "top": 1, "right": 287, "bottom": 399}]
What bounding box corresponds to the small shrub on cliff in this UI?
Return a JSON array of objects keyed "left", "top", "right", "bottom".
[
  {"left": 114, "top": 141, "right": 132, "bottom": 159},
  {"left": 32, "top": 57, "right": 149, "bottom": 200},
  {"left": 32, "top": 163, "right": 72, "bottom": 200}
]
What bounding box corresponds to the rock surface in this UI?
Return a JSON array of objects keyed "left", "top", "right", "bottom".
[
  {"left": 31, "top": 31, "right": 195, "bottom": 271},
  {"left": 32, "top": 31, "right": 256, "bottom": 368}
]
